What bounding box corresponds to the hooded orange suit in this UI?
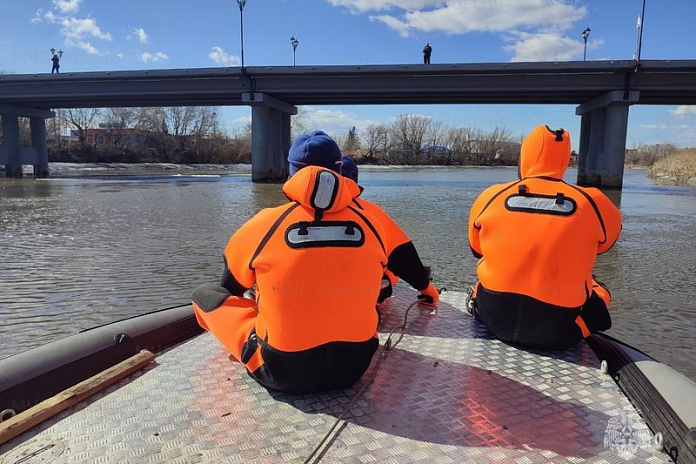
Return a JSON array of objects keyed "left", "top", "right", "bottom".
[
  {"left": 193, "top": 166, "right": 396, "bottom": 393},
  {"left": 468, "top": 126, "right": 622, "bottom": 349}
]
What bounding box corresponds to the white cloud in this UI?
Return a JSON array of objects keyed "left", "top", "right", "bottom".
[
  {"left": 42, "top": 13, "right": 112, "bottom": 54},
  {"left": 328, "top": 0, "right": 443, "bottom": 13},
  {"left": 370, "top": 15, "right": 411, "bottom": 37},
  {"left": 30, "top": 9, "right": 44, "bottom": 24},
  {"left": 231, "top": 115, "right": 252, "bottom": 128},
  {"left": 504, "top": 32, "right": 603, "bottom": 62},
  {"left": 78, "top": 41, "right": 99, "bottom": 55},
  {"left": 115, "top": 53, "right": 124, "bottom": 59},
  {"left": 209, "top": 46, "right": 241, "bottom": 66},
  {"left": 31, "top": 3, "right": 112, "bottom": 55},
  {"left": 129, "top": 27, "right": 148, "bottom": 44},
  {"left": 59, "top": 17, "right": 111, "bottom": 41},
  {"left": 351, "top": 0, "right": 586, "bottom": 35},
  {"left": 669, "top": 106, "right": 696, "bottom": 117},
  {"left": 52, "top": 0, "right": 81, "bottom": 13},
  {"left": 639, "top": 124, "right": 668, "bottom": 130},
  {"left": 140, "top": 51, "right": 168, "bottom": 63},
  {"left": 297, "top": 106, "right": 381, "bottom": 134}
]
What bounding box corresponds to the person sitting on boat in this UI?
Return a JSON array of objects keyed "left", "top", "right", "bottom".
[
  {"left": 341, "top": 155, "right": 434, "bottom": 304},
  {"left": 192, "top": 131, "right": 439, "bottom": 394},
  {"left": 467, "top": 125, "right": 622, "bottom": 349}
]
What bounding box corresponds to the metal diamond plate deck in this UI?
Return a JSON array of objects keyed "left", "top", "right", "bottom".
[{"left": 0, "top": 288, "right": 671, "bottom": 464}]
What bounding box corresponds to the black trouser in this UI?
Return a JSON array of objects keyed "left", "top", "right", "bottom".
[{"left": 473, "top": 284, "right": 611, "bottom": 350}]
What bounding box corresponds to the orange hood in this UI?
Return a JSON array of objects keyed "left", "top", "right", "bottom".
[
  {"left": 283, "top": 166, "right": 361, "bottom": 213},
  {"left": 519, "top": 125, "right": 571, "bottom": 180}
]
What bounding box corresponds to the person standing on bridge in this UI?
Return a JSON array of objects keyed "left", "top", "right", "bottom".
[
  {"left": 466, "top": 125, "right": 622, "bottom": 349},
  {"left": 423, "top": 42, "right": 432, "bottom": 64},
  {"left": 340, "top": 155, "right": 437, "bottom": 305},
  {"left": 50, "top": 49, "right": 62, "bottom": 74},
  {"left": 192, "top": 131, "right": 439, "bottom": 394}
]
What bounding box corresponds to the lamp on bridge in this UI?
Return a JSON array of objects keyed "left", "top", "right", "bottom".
[
  {"left": 581, "top": 27, "right": 591, "bottom": 61},
  {"left": 290, "top": 36, "right": 299, "bottom": 67},
  {"left": 237, "top": 0, "right": 247, "bottom": 68}
]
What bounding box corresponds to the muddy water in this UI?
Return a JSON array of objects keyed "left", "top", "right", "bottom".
[{"left": 1, "top": 165, "right": 694, "bottom": 380}]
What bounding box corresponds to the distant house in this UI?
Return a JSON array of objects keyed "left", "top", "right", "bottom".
[{"left": 78, "top": 127, "right": 148, "bottom": 149}]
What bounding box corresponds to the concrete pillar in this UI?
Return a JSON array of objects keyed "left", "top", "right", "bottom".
[
  {"left": 244, "top": 93, "right": 296, "bottom": 183},
  {"left": 251, "top": 106, "right": 288, "bottom": 182},
  {"left": 1, "top": 114, "right": 23, "bottom": 178},
  {"left": 281, "top": 112, "right": 292, "bottom": 165},
  {"left": 600, "top": 104, "right": 630, "bottom": 188},
  {"left": 585, "top": 107, "right": 607, "bottom": 187},
  {"left": 30, "top": 117, "right": 49, "bottom": 178},
  {"left": 577, "top": 113, "right": 592, "bottom": 185},
  {"left": 576, "top": 91, "right": 639, "bottom": 190}
]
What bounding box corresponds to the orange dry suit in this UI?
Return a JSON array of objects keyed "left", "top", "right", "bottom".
[
  {"left": 192, "top": 166, "right": 391, "bottom": 393},
  {"left": 349, "top": 183, "right": 433, "bottom": 303},
  {"left": 468, "top": 125, "right": 622, "bottom": 349}
]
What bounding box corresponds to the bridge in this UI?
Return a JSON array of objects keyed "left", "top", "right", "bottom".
[{"left": 2, "top": 60, "right": 696, "bottom": 186}]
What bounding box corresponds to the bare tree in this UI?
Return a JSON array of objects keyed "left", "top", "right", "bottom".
[
  {"left": 390, "top": 114, "right": 431, "bottom": 162},
  {"left": 104, "top": 108, "right": 139, "bottom": 129},
  {"left": 626, "top": 142, "right": 679, "bottom": 166},
  {"left": 291, "top": 108, "right": 310, "bottom": 139},
  {"left": 424, "top": 120, "right": 449, "bottom": 163},
  {"left": 363, "top": 124, "right": 390, "bottom": 161},
  {"left": 474, "top": 127, "right": 514, "bottom": 165},
  {"left": 65, "top": 108, "right": 101, "bottom": 144}
]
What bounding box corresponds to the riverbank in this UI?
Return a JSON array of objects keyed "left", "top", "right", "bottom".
[{"left": 648, "top": 149, "right": 696, "bottom": 186}]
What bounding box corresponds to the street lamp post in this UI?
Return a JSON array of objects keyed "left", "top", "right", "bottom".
[
  {"left": 237, "top": 0, "right": 247, "bottom": 68},
  {"left": 636, "top": 0, "right": 647, "bottom": 63},
  {"left": 581, "top": 27, "right": 591, "bottom": 61},
  {"left": 290, "top": 36, "right": 298, "bottom": 66}
]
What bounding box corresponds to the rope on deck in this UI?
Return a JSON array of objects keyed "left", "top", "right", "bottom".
[{"left": 302, "top": 299, "right": 423, "bottom": 464}]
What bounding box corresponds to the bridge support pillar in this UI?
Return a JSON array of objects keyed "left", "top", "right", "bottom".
[
  {"left": 1, "top": 106, "right": 54, "bottom": 178},
  {"left": 30, "top": 118, "right": 49, "bottom": 178},
  {"left": 1, "top": 115, "right": 23, "bottom": 178},
  {"left": 576, "top": 91, "right": 639, "bottom": 189},
  {"left": 244, "top": 93, "right": 298, "bottom": 183}
]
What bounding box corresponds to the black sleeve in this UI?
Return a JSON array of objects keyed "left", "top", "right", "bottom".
[
  {"left": 470, "top": 245, "right": 483, "bottom": 259},
  {"left": 220, "top": 256, "right": 248, "bottom": 297},
  {"left": 387, "top": 242, "right": 430, "bottom": 291}
]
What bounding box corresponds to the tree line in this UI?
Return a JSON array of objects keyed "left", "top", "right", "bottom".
[
  {"left": 8, "top": 108, "right": 523, "bottom": 166},
  {"left": 40, "top": 107, "right": 251, "bottom": 164},
  {"left": 4, "top": 105, "right": 686, "bottom": 167},
  {"left": 296, "top": 113, "right": 522, "bottom": 166}
]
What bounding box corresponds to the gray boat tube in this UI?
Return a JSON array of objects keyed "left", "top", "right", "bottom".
[
  {"left": 588, "top": 333, "right": 696, "bottom": 464},
  {"left": 0, "top": 305, "right": 203, "bottom": 419}
]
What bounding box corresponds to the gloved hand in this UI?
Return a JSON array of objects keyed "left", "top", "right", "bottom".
[{"left": 417, "top": 282, "right": 440, "bottom": 306}]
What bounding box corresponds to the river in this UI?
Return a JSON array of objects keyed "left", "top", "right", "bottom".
[{"left": 1, "top": 164, "right": 694, "bottom": 381}]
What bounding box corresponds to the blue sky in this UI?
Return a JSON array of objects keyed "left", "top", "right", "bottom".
[{"left": 2, "top": 0, "right": 696, "bottom": 148}]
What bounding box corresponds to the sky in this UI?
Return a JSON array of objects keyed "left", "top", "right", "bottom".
[{"left": 2, "top": 0, "right": 696, "bottom": 148}]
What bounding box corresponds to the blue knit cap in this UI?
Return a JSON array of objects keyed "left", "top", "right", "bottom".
[
  {"left": 288, "top": 130, "right": 343, "bottom": 176},
  {"left": 341, "top": 155, "right": 359, "bottom": 183}
]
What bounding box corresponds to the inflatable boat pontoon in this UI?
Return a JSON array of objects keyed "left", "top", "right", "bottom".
[{"left": 1, "top": 287, "right": 694, "bottom": 463}]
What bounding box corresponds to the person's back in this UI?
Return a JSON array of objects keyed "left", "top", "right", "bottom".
[
  {"left": 192, "top": 131, "right": 393, "bottom": 393},
  {"left": 467, "top": 125, "right": 621, "bottom": 349}
]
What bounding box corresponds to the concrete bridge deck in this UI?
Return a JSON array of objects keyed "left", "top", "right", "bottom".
[
  {"left": 2, "top": 60, "right": 696, "bottom": 185},
  {"left": 2, "top": 60, "right": 696, "bottom": 108}
]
